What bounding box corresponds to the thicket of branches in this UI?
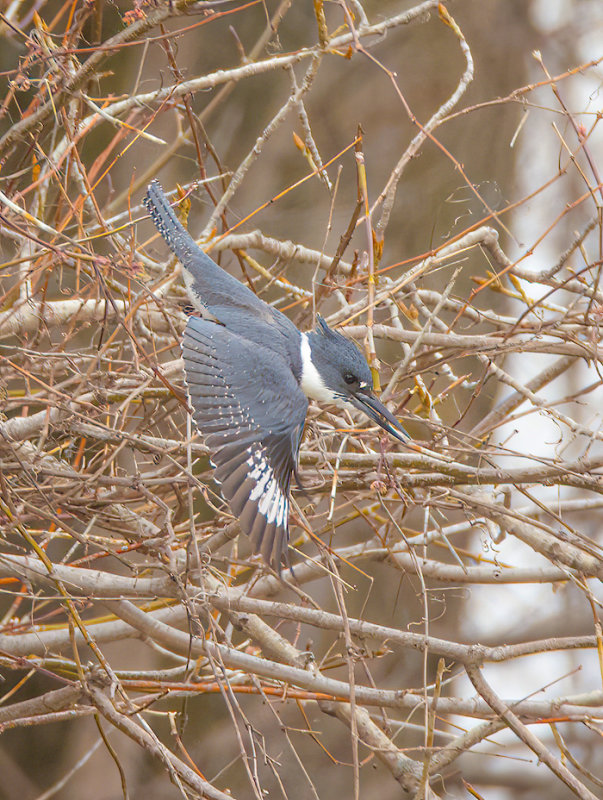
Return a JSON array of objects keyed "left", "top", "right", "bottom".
[{"left": 1, "top": 1, "right": 602, "bottom": 798}]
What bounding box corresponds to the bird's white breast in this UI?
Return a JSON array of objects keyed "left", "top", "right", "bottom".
[{"left": 299, "top": 333, "right": 339, "bottom": 404}]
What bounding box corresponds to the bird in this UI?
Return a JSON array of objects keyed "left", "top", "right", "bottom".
[{"left": 143, "top": 180, "right": 408, "bottom": 568}]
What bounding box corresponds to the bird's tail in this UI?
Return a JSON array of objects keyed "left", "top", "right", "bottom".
[
  {"left": 143, "top": 180, "right": 205, "bottom": 267},
  {"left": 144, "top": 180, "right": 272, "bottom": 318}
]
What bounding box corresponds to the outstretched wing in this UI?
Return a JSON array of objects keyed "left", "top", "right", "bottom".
[{"left": 182, "top": 316, "right": 308, "bottom": 567}]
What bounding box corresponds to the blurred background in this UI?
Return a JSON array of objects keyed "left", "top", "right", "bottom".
[{"left": 1, "top": 1, "right": 602, "bottom": 798}]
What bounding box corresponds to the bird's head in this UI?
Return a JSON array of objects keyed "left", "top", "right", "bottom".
[{"left": 303, "top": 316, "right": 409, "bottom": 443}]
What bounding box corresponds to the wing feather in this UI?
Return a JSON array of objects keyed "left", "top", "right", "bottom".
[{"left": 182, "top": 316, "right": 307, "bottom": 567}]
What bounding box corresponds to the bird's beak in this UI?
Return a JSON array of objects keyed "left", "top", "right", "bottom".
[{"left": 349, "top": 390, "right": 409, "bottom": 443}]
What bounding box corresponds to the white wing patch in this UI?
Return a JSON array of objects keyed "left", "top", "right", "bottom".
[{"left": 247, "top": 448, "right": 287, "bottom": 527}]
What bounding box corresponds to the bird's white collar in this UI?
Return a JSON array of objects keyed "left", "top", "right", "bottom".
[{"left": 299, "top": 333, "right": 339, "bottom": 404}]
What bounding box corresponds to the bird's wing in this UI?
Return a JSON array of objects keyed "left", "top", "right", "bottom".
[{"left": 182, "top": 316, "right": 308, "bottom": 567}]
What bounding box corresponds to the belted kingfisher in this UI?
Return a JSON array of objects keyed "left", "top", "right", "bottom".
[{"left": 144, "top": 181, "right": 408, "bottom": 568}]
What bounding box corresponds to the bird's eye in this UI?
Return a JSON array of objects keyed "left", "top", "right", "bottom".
[{"left": 343, "top": 373, "right": 356, "bottom": 385}]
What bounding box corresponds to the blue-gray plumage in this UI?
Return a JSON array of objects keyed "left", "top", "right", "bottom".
[{"left": 144, "top": 180, "right": 408, "bottom": 568}]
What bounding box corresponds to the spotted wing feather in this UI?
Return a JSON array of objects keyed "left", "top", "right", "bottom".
[{"left": 182, "top": 316, "right": 308, "bottom": 567}]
